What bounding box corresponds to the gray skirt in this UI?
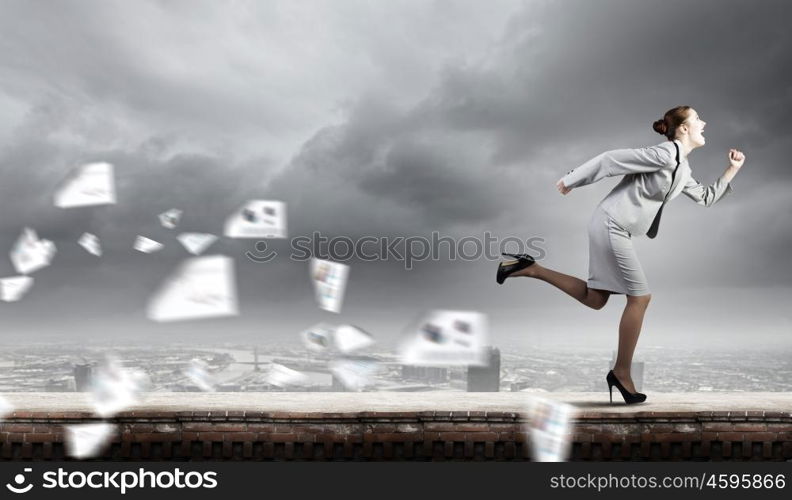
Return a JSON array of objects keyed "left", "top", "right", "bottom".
[{"left": 587, "top": 206, "right": 651, "bottom": 296}]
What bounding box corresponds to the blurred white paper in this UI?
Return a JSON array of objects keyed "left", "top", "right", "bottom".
[
  {"left": 184, "top": 359, "right": 216, "bottom": 392},
  {"left": 146, "top": 255, "right": 238, "bottom": 322},
  {"left": 265, "top": 363, "right": 309, "bottom": 388},
  {"left": 329, "top": 359, "right": 379, "bottom": 391},
  {"left": 0, "top": 395, "right": 14, "bottom": 420},
  {"left": 134, "top": 236, "right": 163, "bottom": 253},
  {"left": 65, "top": 423, "right": 115, "bottom": 459},
  {"left": 177, "top": 233, "right": 218, "bottom": 256},
  {"left": 333, "top": 325, "right": 374, "bottom": 353},
  {"left": 78, "top": 232, "right": 102, "bottom": 257},
  {"left": 398, "top": 310, "right": 489, "bottom": 367},
  {"left": 54, "top": 162, "right": 116, "bottom": 208},
  {"left": 300, "top": 323, "right": 335, "bottom": 352},
  {"left": 10, "top": 228, "right": 56, "bottom": 275},
  {"left": 526, "top": 397, "right": 576, "bottom": 462},
  {"left": 89, "top": 358, "right": 147, "bottom": 418},
  {"left": 159, "top": 208, "right": 182, "bottom": 229},
  {"left": 0, "top": 276, "right": 34, "bottom": 302},
  {"left": 224, "top": 200, "right": 287, "bottom": 238},
  {"left": 310, "top": 258, "right": 349, "bottom": 313}
]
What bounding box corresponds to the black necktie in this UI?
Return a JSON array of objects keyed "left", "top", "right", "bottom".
[{"left": 647, "top": 142, "right": 681, "bottom": 239}]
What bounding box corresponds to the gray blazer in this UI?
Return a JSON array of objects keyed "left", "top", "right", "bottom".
[{"left": 561, "top": 139, "right": 734, "bottom": 236}]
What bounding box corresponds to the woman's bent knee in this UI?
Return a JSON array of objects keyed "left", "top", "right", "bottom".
[{"left": 627, "top": 293, "right": 651, "bottom": 306}]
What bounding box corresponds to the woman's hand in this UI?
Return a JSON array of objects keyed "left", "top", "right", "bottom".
[
  {"left": 728, "top": 148, "right": 745, "bottom": 169},
  {"left": 556, "top": 179, "right": 571, "bottom": 195}
]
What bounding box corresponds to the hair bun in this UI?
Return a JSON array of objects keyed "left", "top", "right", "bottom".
[{"left": 652, "top": 119, "right": 668, "bottom": 136}]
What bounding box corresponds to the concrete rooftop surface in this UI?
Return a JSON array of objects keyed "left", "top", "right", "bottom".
[{"left": 2, "top": 392, "right": 791, "bottom": 414}]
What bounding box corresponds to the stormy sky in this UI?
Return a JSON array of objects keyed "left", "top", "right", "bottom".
[{"left": 0, "top": 0, "right": 790, "bottom": 352}]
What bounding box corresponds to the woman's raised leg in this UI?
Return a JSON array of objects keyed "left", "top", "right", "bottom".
[{"left": 511, "top": 263, "right": 611, "bottom": 310}]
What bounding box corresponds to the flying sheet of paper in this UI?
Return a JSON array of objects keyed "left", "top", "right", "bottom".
[
  {"left": 78, "top": 232, "right": 102, "bottom": 257},
  {"left": 525, "top": 397, "right": 576, "bottom": 462},
  {"left": 177, "top": 233, "right": 218, "bottom": 256},
  {"left": 184, "top": 359, "right": 216, "bottom": 392},
  {"left": 54, "top": 162, "right": 116, "bottom": 208},
  {"left": 10, "top": 227, "right": 56, "bottom": 275},
  {"left": 310, "top": 258, "right": 349, "bottom": 313},
  {"left": 0, "top": 276, "right": 34, "bottom": 303},
  {"left": 333, "top": 325, "right": 374, "bottom": 353},
  {"left": 146, "top": 255, "right": 238, "bottom": 322},
  {"left": 265, "top": 363, "right": 309, "bottom": 388},
  {"left": 0, "top": 395, "right": 14, "bottom": 420},
  {"left": 89, "top": 358, "right": 147, "bottom": 418},
  {"left": 159, "top": 208, "right": 182, "bottom": 229},
  {"left": 224, "top": 200, "right": 287, "bottom": 238},
  {"left": 65, "top": 423, "right": 116, "bottom": 459},
  {"left": 329, "top": 359, "right": 379, "bottom": 392},
  {"left": 300, "top": 323, "right": 335, "bottom": 352},
  {"left": 133, "top": 236, "right": 163, "bottom": 253},
  {"left": 398, "top": 310, "right": 489, "bottom": 367}
]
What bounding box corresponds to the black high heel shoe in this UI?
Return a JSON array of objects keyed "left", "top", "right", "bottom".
[
  {"left": 606, "top": 370, "right": 647, "bottom": 405},
  {"left": 496, "top": 253, "right": 536, "bottom": 285}
]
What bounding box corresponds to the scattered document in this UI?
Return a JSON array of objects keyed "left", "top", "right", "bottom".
[
  {"left": 0, "top": 395, "right": 14, "bottom": 420},
  {"left": 78, "top": 232, "right": 102, "bottom": 257},
  {"left": 89, "top": 358, "right": 147, "bottom": 418},
  {"left": 300, "top": 323, "right": 335, "bottom": 352},
  {"left": 159, "top": 209, "right": 182, "bottom": 229},
  {"left": 224, "top": 200, "right": 287, "bottom": 238},
  {"left": 177, "top": 233, "right": 217, "bottom": 256},
  {"left": 184, "top": 359, "right": 216, "bottom": 392},
  {"left": 329, "top": 358, "right": 379, "bottom": 391},
  {"left": 146, "top": 255, "right": 238, "bottom": 322},
  {"left": 265, "top": 363, "right": 309, "bottom": 388},
  {"left": 133, "top": 236, "right": 163, "bottom": 253},
  {"left": 10, "top": 227, "right": 56, "bottom": 275},
  {"left": 398, "top": 310, "right": 489, "bottom": 367},
  {"left": 0, "top": 276, "right": 34, "bottom": 302},
  {"left": 333, "top": 325, "right": 374, "bottom": 353},
  {"left": 310, "top": 258, "right": 349, "bottom": 313},
  {"left": 54, "top": 162, "right": 116, "bottom": 208},
  {"left": 65, "top": 423, "right": 115, "bottom": 459},
  {"left": 525, "top": 397, "right": 576, "bottom": 462}
]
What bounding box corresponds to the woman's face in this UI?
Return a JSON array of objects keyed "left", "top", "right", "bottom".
[{"left": 682, "top": 108, "right": 706, "bottom": 147}]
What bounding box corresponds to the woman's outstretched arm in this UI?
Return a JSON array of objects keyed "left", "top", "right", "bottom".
[{"left": 558, "top": 142, "right": 675, "bottom": 193}]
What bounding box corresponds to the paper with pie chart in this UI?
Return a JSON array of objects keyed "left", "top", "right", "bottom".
[
  {"left": 398, "top": 310, "right": 489, "bottom": 367},
  {"left": 224, "top": 200, "right": 287, "bottom": 238},
  {"left": 525, "top": 397, "right": 576, "bottom": 462},
  {"left": 310, "top": 258, "right": 349, "bottom": 313}
]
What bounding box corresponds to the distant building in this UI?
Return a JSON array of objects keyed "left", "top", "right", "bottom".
[
  {"left": 73, "top": 363, "right": 94, "bottom": 392},
  {"left": 467, "top": 347, "right": 500, "bottom": 392},
  {"left": 401, "top": 365, "right": 448, "bottom": 384},
  {"left": 331, "top": 374, "right": 346, "bottom": 392}
]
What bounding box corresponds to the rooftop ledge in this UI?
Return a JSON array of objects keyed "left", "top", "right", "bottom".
[
  {"left": 3, "top": 392, "right": 792, "bottom": 414},
  {"left": 2, "top": 393, "right": 791, "bottom": 461}
]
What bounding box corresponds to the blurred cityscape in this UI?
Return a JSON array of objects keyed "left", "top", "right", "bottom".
[{"left": 0, "top": 342, "right": 790, "bottom": 393}]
